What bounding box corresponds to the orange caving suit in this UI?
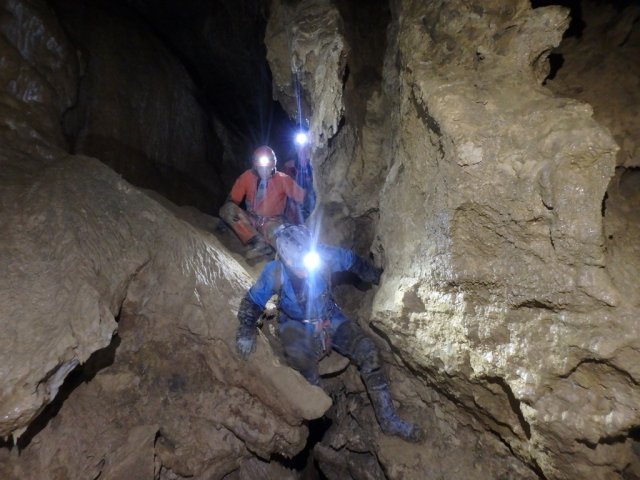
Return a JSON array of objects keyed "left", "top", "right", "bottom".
[{"left": 220, "top": 170, "right": 305, "bottom": 246}]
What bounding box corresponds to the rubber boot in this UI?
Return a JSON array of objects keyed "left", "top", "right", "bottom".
[{"left": 368, "top": 383, "right": 424, "bottom": 443}]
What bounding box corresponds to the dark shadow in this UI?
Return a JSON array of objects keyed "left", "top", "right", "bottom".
[
  {"left": 331, "top": 271, "right": 374, "bottom": 292},
  {"left": 272, "top": 417, "right": 332, "bottom": 477},
  {"left": 71, "top": 135, "right": 226, "bottom": 215},
  {"left": 602, "top": 191, "right": 609, "bottom": 217},
  {"left": 545, "top": 53, "right": 565, "bottom": 83}
]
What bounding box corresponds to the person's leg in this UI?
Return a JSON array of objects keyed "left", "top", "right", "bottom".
[
  {"left": 260, "top": 217, "right": 286, "bottom": 248},
  {"left": 219, "top": 202, "right": 259, "bottom": 244},
  {"left": 278, "top": 319, "right": 322, "bottom": 386},
  {"left": 332, "top": 319, "right": 423, "bottom": 442}
]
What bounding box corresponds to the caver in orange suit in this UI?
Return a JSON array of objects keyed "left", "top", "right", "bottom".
[{"left": 219, "top": 145, "right": 305, "bottom": 259}]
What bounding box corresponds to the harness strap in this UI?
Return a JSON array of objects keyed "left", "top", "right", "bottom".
[
  {"left": 302, "top": 318, "right": 332, "bottom": 352},
  {"left": 275, "top": 257, "right": 334, "bottom": 353}
]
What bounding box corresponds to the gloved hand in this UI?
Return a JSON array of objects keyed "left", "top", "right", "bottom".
[
  {"left": 368, "top": 266, "right": 383, "bottom": 285},
  {"left": 351, "top": 256, "right": 383, "bottom": 285},
  {"left": 236, "top": 324, "right": 256, "bottom": 359}
]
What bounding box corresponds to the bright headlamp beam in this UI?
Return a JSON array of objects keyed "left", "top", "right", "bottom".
[
  {"left": 302, "top": 251, "right": 320, "bottom": 271},
  {"left": 257, "top": 155, "right": 270, "bottom": 166},
  {"left": 295, "top": 132, "right": 308, "bottom": 146}
]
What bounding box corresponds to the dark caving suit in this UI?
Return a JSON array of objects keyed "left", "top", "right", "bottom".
[{"left": 235, "top": 227, "right": 423, "bottom": 442}]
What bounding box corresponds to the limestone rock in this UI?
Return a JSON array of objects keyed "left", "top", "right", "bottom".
[
  {"left": 267, "top": 0, "right": 640, "bottom": 478},
  {"left": 266, "top": 0, "right": 346, "bottom": 150},
  {"left": 0, "top": 153, "right": 331, "bottom": 477},
  {"left": 0, "top": 3, "right": 331, "bottom": 475},
  {"left": 52, "top": 0, "right": 228, "bottom": 214},
  {"left": 0, "top": 0, "right": 78, "bottom": 161},
  {"left": 547, "top": 1, "right": 640, "bottom": 168}
]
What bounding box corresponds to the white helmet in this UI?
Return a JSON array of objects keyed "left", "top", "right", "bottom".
[{"left": 275, "top": 225, "right": 320, "bottom": 273}]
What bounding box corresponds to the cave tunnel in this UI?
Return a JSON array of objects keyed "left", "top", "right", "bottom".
[{"left": 1, "top": 0, "right": 639, "bottom": 479}]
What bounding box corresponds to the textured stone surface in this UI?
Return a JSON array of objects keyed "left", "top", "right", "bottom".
[
  {"left": 2, "top": 0, "right": 640, "bottom": 478},
  {"left": 266, "top": 0, "right": 390, "bottom": 251},
  {"left": 0, "top": 155, "right": 331, "bottom": 477},
  {"left": 266, "top": 0, "right": 640, "bottom": 479},
  {"left": 0, "top": 0, "right": 77, "bottom": 162},
  {"left": 0, "top": 0, "right": 82, "bottom": 437},
  {"left": 0, "top": 2, "right": 330, "bottom": 477},
  {"left": 372, "top": 2, "right": 637, "bottom": 479},
  {"left": 266, "top": 0, "right": 346, "bottom": 150},
  {"left": 547, "top": 1, "right": 640, "bottom": 168},
  {"left": 51, "top": 0, "right": 228, "bottom": 214}
]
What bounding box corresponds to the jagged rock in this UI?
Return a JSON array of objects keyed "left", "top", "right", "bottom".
[
  {"left": 0, "top": 3, "right": 331, "bottom": 477},
  {"left": 547, "top": 1, "right": 640, "bottom": 168},
  {"left": 371, "top": 2, "right": 636, "bottom": 479},
  {"left": 0, "top": 0, "right": 78, "bottom": 161},
  {"left": 266, "top": 0, "right": 347, "bottom": 150},
  {"left": 2, "top": 0, "right": 640, "bottom": 479},
  {"left": 266, "top": 0, "right": 639, "bottom": 479},
  {"left": 0, "top": 154, "right": 331, "bottom": 478}
]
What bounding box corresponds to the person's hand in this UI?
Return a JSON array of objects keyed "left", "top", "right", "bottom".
[
  {"left": 351, "top": 257, "right": 384, "bottom": 285},
  {"left": 236, "top": 325, "right": 256, "bottom": 359},
  {"left": 369, "top": 266, "right": 383, "bottom": 285},
  {"left": 361, "top": 265, "right": 382, "bottom": 285}
]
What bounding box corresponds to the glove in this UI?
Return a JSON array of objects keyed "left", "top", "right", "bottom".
[
  {"left": 351, "top": 256, "right": 383, "bottom": 285},
  {"left": 368, "top": 266, "right": 383, "bottom": 285},
  {"left": 236, "top": 324, "right": 256, "bottom": 359},
  {"left": 236, "top": 294, "right": 262, "bottom": 359}
]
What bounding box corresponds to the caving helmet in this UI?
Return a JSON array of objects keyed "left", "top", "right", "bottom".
[
  {"left": 252, "top": 145, "right": 277, "bottom": 180},
  {"left": 275, "top": 224, "right": 321, "bottom": 277}
]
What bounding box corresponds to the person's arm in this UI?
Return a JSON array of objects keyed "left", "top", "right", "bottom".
[
  {"left": 284, "top": 175, "right": 306, "bottom": 204},
  {"left": 349, "top": 254, "right": 383, "bottom": 284},
  {"left": 324, "top": 246, "right": 383, "bottom": 285},
  {"left": 235, "top": 262, "right": 278, "bottom": 358},
  {"left": 229, "top": 171, "right": 248, "bottom": 205}
]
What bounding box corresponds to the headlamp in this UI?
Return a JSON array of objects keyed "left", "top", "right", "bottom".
[
  {"left": 257, "top": 155, "right": 271, "bottom": 166},
  {"left": 294, "top": 132, "right": 308, "bottom": 146},
  {"left": 302, "top": 251, "right": 320, "bottom": 271}
]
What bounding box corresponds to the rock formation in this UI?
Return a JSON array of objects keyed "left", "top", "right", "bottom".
[
  {"left": 1, "top": 0, "right": 639, "bottom": 478},
  {"left": 266, "top": 0, "right": 640, "bottom": 478}
]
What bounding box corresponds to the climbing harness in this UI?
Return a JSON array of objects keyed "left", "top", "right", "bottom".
[{"left": 302, "top": 318, "right": 332, "bottom": 354}]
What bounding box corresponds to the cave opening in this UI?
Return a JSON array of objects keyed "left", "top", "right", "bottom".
[{"left": 273, "top": 417, "right": 332, "bottom": 479}]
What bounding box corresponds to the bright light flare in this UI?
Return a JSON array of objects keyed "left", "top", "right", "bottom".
[
  {"left": 257, "top": 155, "right": 271, "bottom": 166},
  {"left": 295, "top": 132, "right": 308, "bottom": 146},
  {"left": 302, "top": 251, "right": 320, "bottom": 271}
]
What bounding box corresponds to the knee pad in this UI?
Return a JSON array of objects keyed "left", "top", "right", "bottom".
[{"left": 219, "top": 202, "right": 236, "bottom": 223}]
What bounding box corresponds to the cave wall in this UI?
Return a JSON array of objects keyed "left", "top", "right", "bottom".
[
  {"left": 546, "top": 1, "right": 640, "bottom": 312},
  {"left": 0, "top": 0, "right": 77, "bottom": 163},
  {"left": 2, "top": 0, "right": 639, "bottom": 478},
  {"left": 121, "top": 0, "right": 299, "bottom": 194},
  {"left": 49, "top": 0, "right": 229, "bottom": 214},
  {"left": 266, "top": 0, "right": 640, "bottom": 479},
  {"left": 0, "top": 1, "right": 332, "bottom": 478}
]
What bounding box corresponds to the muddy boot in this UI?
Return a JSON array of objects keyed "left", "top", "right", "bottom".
[
  {"left": 244, "top": 237, "right": 274, "bottom": 260},
  {"left": 368, "top": 384, "right": 424, "bottom": 443}
]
